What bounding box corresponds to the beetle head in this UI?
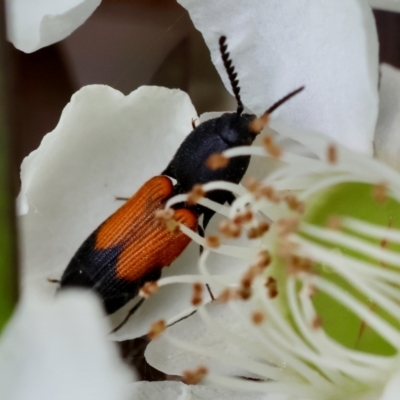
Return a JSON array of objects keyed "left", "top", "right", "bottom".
[{"left": 216, "top": 112, "right": 258, "bottom": 146}]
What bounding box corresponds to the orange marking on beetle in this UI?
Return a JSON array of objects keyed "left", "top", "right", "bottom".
[
  {"left": 95, "top": 176, "right": 173, "bottom": 249},
  {"left": 115, "top": 207, "right": 197, "bottom": 281},
  {"left": 93, "top": 175, "right": 198, "bottom": 282}
]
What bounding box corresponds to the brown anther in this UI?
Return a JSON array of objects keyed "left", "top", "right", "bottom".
[
  {"left": 155, "top": 208, "right": 175, "bottom": 221},
  {"left": 277, "top": 238, "right": 298, "bottom": 259},
  {"left": 139, "top": 281, "right": 159, "bottom": 298},
  {"left": 217, "top": 288, "right": 236, "bottom": 303},
  {"left": 192, "top": 296, "right": 202, "bottom": 306},
  {"left": 191, "top": 283, "right": 204, "bottom": 306},
  {"left": 373, "top": 182, "right": 388, "bottom": 205},
  {"left": 288, "top": 256, "right": 314, "bottom": 275},
  {"left": 244, "top": 176, "right": 261, "bottom": 193},
  {"left": 249, "top": 114, "right": 270, "bottom": 134},
  {"left": 263, "top": 135, "right": 273, "bottom": 146},
  {"left": 241, "top": 275, "right": 252, "bottom": 289},
  {"left": 327, "top": 216, "right": 342, "bottom": 230},
  {"left": 248, "top": 264, "right": 264, "bottom": 277},
  {"left": 206, "top": 153, "right": 229, "bottom": 170},
  {"left": 238, "top": 286, "right": 252, "bottom": 300},
  {"left": 166, "top": 221, "right": 179, "bottom": 233},
  {"left": 205, "top": 235, "right": 221, "bottom": 248},
  {"left": 276, "top": 218, "right": 299, "bottom": 237},
  {"left": 265, "top": 277, "right": 278, "bottom": 298},
  {"left": 242, "top": 209, "right": 253, "bottom": 223},
  {"left": 327, "top": 144, "right": 337, "bottom": 164},
  {"left": 284, "top": 194, "right": 305, "bottom": 213},
  {"left": 247, "top": 220, "right": 270, "bottom": 239},
  {"left": 232, "top": 214, "right": 242, "bottom": 225},
  {"left": 218, "top": 220, "right": 242, "bottom": 238},
  {"left": 258, "top": 220, "right": 271, "bottom": 234},
  {"left": 307, "top": 285, "right": 318, "bottom": 297},
  {"left": 147, "top": 320, "right": 166, "bottom": 340},
  {"left": 247, "top": 227, "right": 260, "bottom": 239},
  {"left": 187, "top": 184, "right": 205, "bottom": 205},
  {"left": 263, "top": 136, "right": 282, "bottom": 159},
  {"left": 155, "top": 208, "right": 179, "bottom": 232},
  {"left": 256, "top": 250, "right": 272, "bottom": 268},
  {"left": 312, "top": 316, "right": 322, "bottom": 330},
  {"left": 240, "top": 263, "right": 263, "bottom": 290},
  {"left": 233, "top": 209, "right": 254, "bottom": 225},
  {"left": 258, "top": 185, "right": 281, "bottom": 203},
  {"left": 183, "top": 366, "right": 208, "bottom": 385},
  {"left": 251, "top": 311, "right": 265, "bottom": 325},
  {"left": 193, "top": 282, "right": 203, "bottom": 294}
]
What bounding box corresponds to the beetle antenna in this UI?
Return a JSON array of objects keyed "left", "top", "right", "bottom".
[
  {"left": 219, "top": 36, "right": 244, "bottom": 115},
  {"left": 265, "top": 86, "right": 305, "bottom": 115},
  {"left": 249, "top": 86, "right": 305, "bottom": 134}
]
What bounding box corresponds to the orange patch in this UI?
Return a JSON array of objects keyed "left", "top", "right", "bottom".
[
  {"left": 95, "top": 176, "right": 173, "bottom": 249},
  {"left": 116, "top": 207, "right": 197, "bottom": 281},
  {"left": 95, "top": 175, "right": 198, "bottom": 281}
]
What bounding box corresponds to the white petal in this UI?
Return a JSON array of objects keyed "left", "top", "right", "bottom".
[
  {"left": 369, "top": 0, "right": 400, "bottom": 12},
  {"left": 374, "top": 64, "right": 400, "bottom": 170},
  {"left": 0, "top": 290, "right": 132, "bottom": 400},
  {"left": 110, "top": 242, "right": 203, "bottom": 341},
  {"left": 130, "top": 381, "right": 282, "bottom": 400},
  {"left": 379, "top": 371, "right": 400, "bottom": 400},
  {"left": 6, "top": 0, "right": 101, "bottom": 53},
  {"left": 20, "top": 85, "right": 197, "bottom": 302},
  {"left": 179, "top": 0, "right": 379, "bottom": 155},
  {"left": 145, "top": 301, "right": 261, "bottom": 377}
]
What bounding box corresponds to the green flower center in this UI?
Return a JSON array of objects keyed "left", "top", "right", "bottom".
[{"left": 274, "top": 182, "right": 400, "bottom": 356}]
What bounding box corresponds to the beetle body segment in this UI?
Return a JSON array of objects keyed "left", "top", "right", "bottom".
[
  {"left": 164, "top": 112, "right": 258, "bottom": 227},
  {"left": 60, "top": 175, "right": 197, "bottom": 314}
]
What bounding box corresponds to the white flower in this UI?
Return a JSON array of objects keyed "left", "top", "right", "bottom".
[
  {"left": 17, "top": 0, "right": 400, "bottom": 386},
  {"left": 18, "top": 0, "right": 400, "bottom": 342},
  {"left": 6, "top": 0, "right": 101, "bottom": 53},
  {"left": 0, "top": 290, "right": 132, "bottom": 400},
  {"left": 145, "top": 121, "right": 400, "bottom": 399}
]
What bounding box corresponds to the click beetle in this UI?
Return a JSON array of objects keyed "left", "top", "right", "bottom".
[{"left": 58, "top": 36, "right": 304, "bottom": 331}]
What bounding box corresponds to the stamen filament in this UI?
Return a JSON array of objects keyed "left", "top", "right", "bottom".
[
  {"left": 179, "top": 224, "right": 258, "bottom": 259},
  {"left": 299, "top": 223, "right": 400, "bottom": 267},
  {"left": 306, "top": 275, "right": 400, "bottom": 348}
]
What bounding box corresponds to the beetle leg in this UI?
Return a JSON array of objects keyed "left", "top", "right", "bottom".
[
  {"left": 109, "top": 297, "right": 145, "bottom": 334},
  {"left": 115, "top": 196, "right": 129, "bottom": 202},
  {"left": 202, "top": 208, "right": 215, "bottom": 231},
  {"left": 225, "top": 191, "right": 236, "bottom": 206},
  {"left": 198, "top": 224, "right": 205, "bottom": 255},
  {"left": 47, "top": 278, "right": 60, "bottom": 284},
  {"left": 168, "top": 309, "right": 197, "bottom": 328},
  {"left": 198, "top": 224, "right": 215, "bottom": 301}
]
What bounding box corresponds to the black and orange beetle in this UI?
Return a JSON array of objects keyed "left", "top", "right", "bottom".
[{"left": 58, "top": 36, "right": 304, "bottom": 330}]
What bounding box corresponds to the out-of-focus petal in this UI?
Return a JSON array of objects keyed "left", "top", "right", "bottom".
[
  {"left": 19, "top": 85, "right": 197, "bottom": 303},
  {"left": 179, "top": 0, "right": 379, "bottom": 155},
  {"left": 0, "top": 290, "right": 132, "bottom": 400},
  {"left": 369, "top": 0, "right": 400, "bottom": 12},
  {"left": 6, "top": 0, "right": 101, "bottom": 53},
  {"left": 130, "top": 381, "right": 284, "bottom": 400},
  {"left": 374, "top": 64, "right": 400, "bottom": 170}
]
